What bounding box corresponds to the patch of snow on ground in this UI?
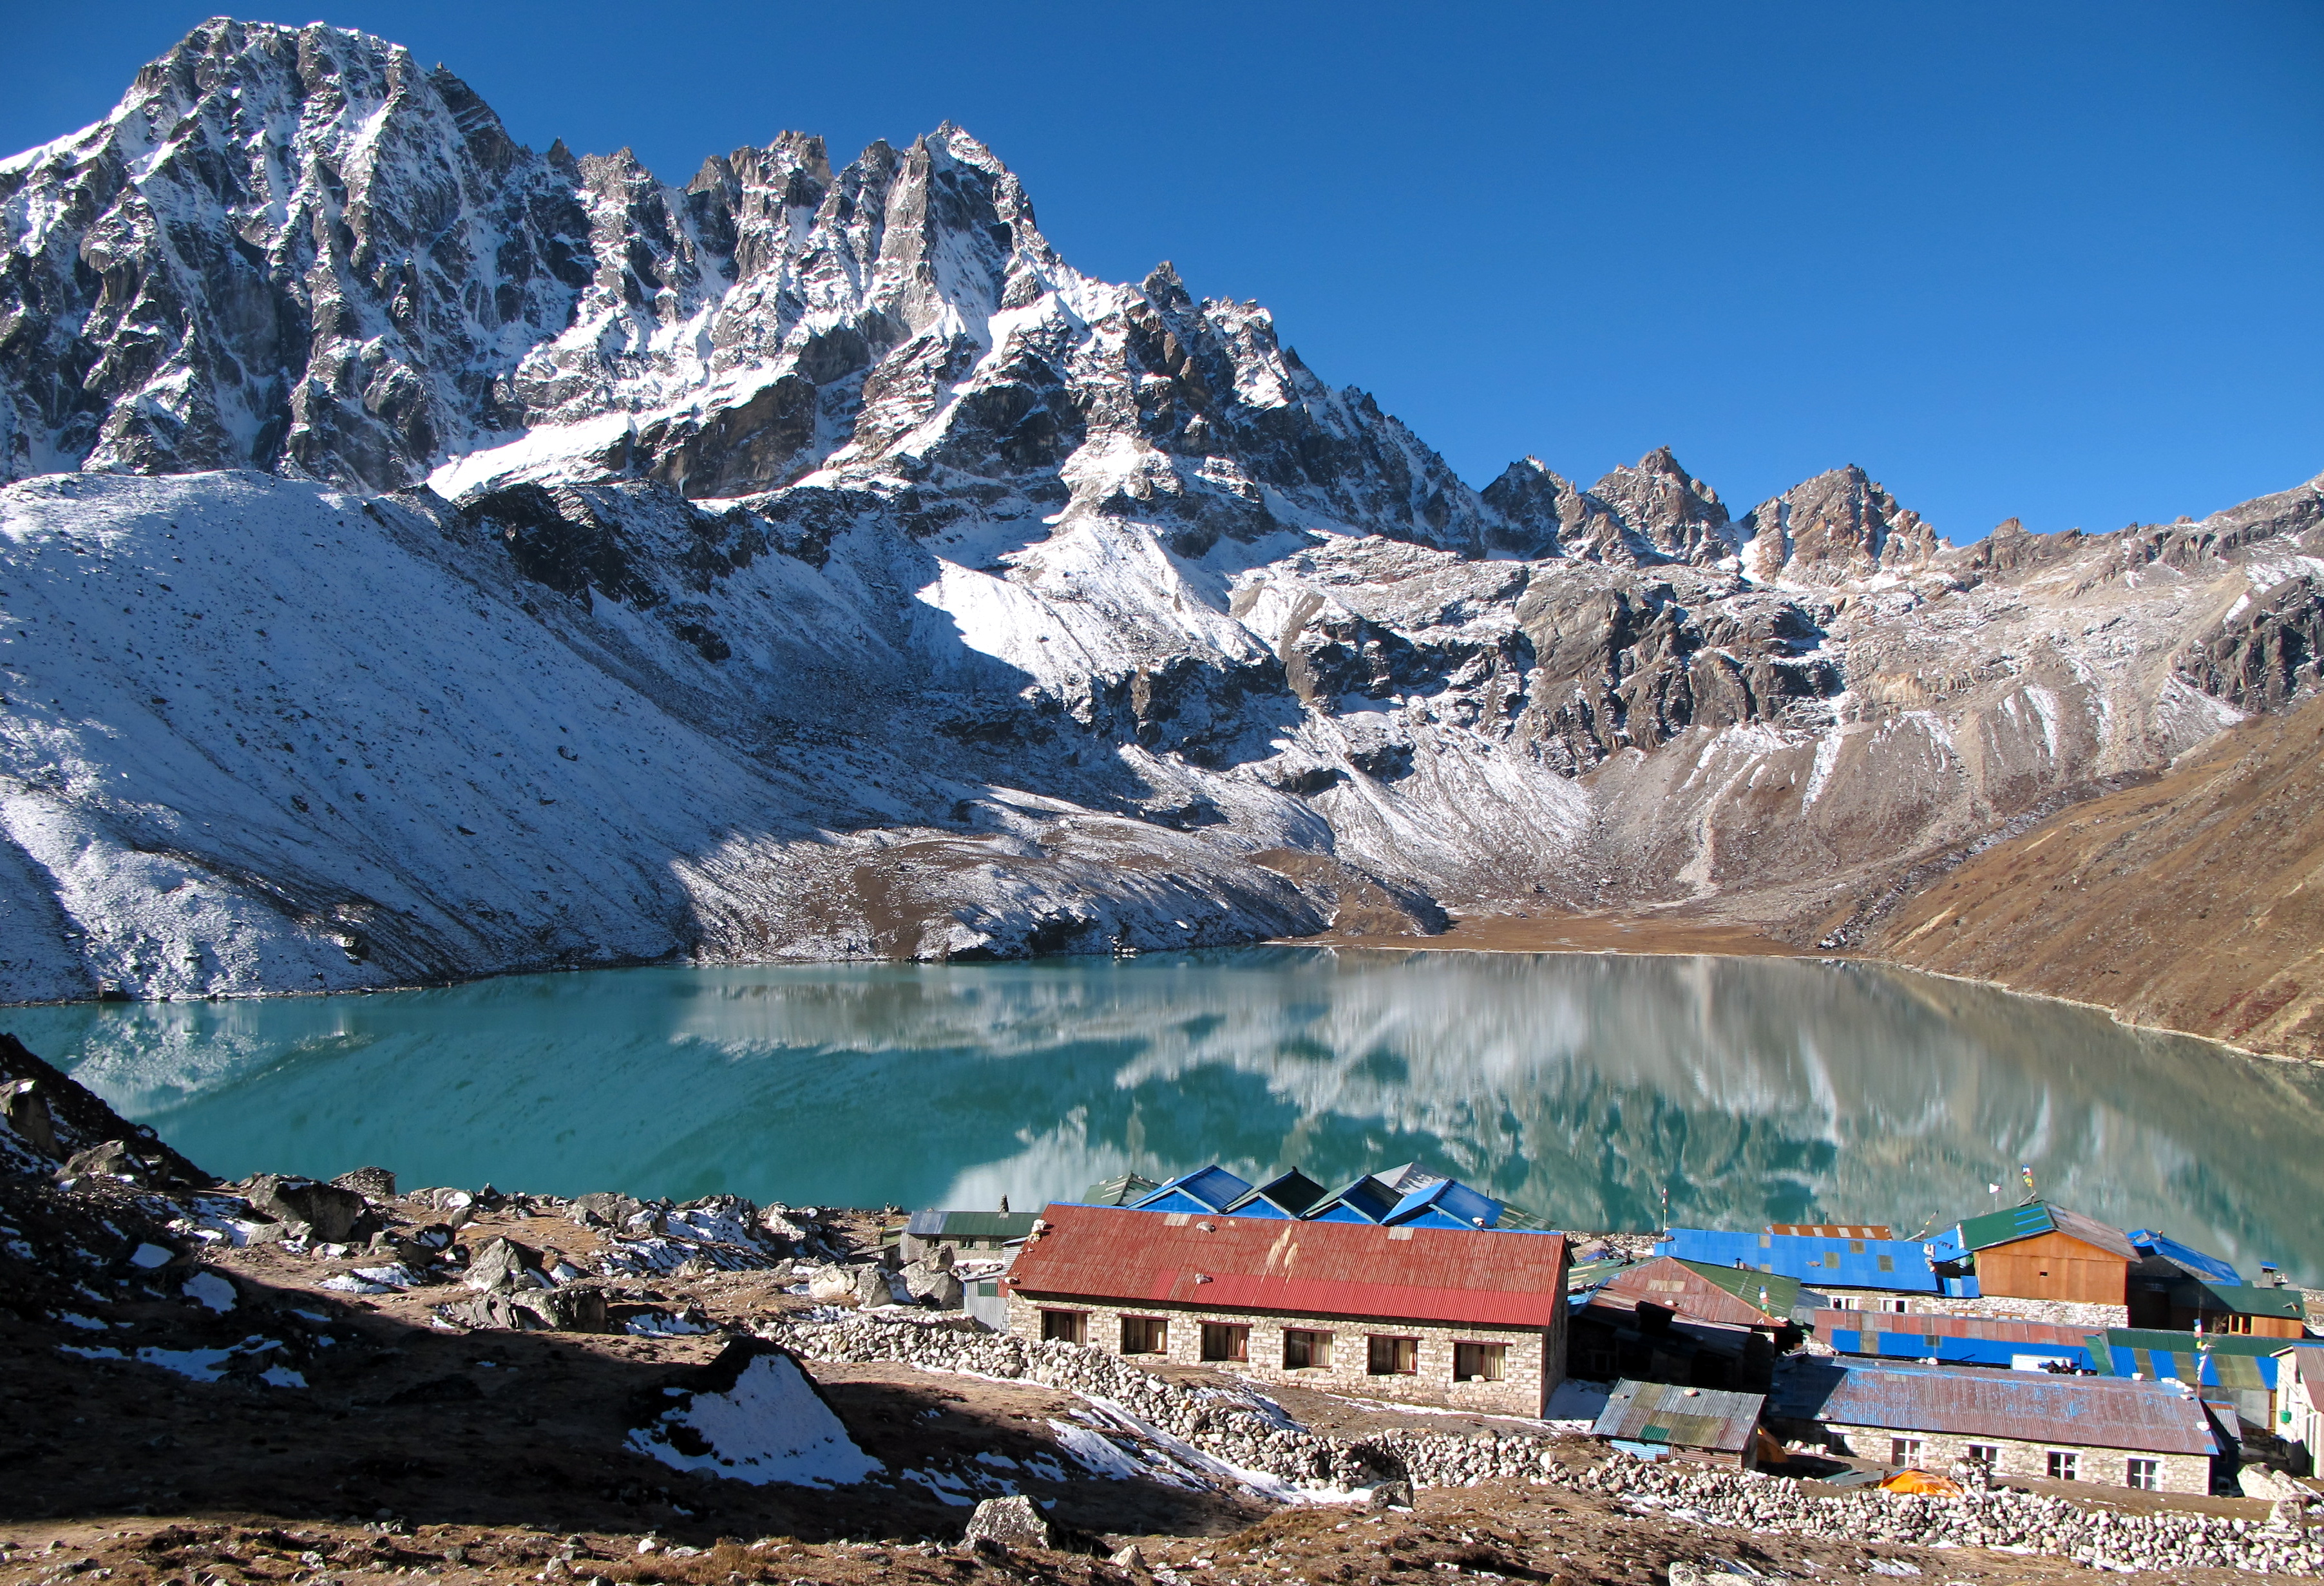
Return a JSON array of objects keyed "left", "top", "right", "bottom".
[
  {"left": 629, "top": 1352, "right": 880, "bottom": 1487},
  {"left": 1543, "top": 1377, "right": 1612, "bottom": 1431},
  {"left": 182, "top": 1270, "right": 236, "bottom": 1312}
]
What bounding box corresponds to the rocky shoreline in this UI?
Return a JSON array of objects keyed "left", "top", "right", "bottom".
[{"left": 6, "top": 1034, "right": 2321, "bottom": 1583}]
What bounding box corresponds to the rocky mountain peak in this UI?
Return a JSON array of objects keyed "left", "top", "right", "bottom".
[{"left": 1738, "top": 463, "right": 1939, "bottom": 584}]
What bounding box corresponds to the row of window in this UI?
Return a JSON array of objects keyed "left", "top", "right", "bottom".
[
  {"left": 1040, "top": 1310, "right": 1509, "bottom": 1382},
  {"left": 1827, "top": 1296, "right": 1912, "bottom": 1314},
  {"left": 1887, "top": 1438, "right": 2161, "bottom": 1490}
]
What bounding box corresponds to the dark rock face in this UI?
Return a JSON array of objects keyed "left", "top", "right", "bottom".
[
  {"left": 0, "top": 19, "right": 592, "bottom": 489},
  {"left": 1740, "top": 466, "right": 1939, "bottom": 582},
  {"left": 2178, "top": 573, "right": 2324, "bottom": 711}
]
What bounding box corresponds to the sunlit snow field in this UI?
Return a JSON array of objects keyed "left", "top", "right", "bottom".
[{"left": 14, "top": 948, "right": 2324, "bottom": 1284}]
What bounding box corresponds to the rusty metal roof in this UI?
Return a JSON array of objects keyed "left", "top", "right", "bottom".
[
  {"left": 1592, "top": 1380, "right": 1764, "bottom": 1454},
  {"left": 1770, "top": 1360, "right": 2218, "bottom": 1455},
  {"left": 1594, "top": 1256, "right": 1793, "bottom": 1328},
  {"left": 1009, "top": 1203, "right": 1568, "bottom": 1329},
  {"left": 1811, "top": 1308, "right": 2095, "bottom": 1350}
]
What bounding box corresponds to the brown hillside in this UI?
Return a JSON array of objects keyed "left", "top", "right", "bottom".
[{"left": 1872, "top": 691, "right": 2324, "bottom": 1059}]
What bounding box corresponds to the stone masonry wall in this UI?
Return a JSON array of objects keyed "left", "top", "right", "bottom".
[
  {"left": 1820, "top": 1422, "right": 2209, "bottom": 1495},
  {"left": 1005, "top": 1290, "right": 1556, "bottom": 1418}
]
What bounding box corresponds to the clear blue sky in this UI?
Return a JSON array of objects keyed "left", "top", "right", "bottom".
[{"left": 4, "top": 1, "right": 2319, "bottom": 542}]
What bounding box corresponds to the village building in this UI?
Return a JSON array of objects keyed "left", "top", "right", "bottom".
[
  {"left": 1002, "top": 1203, "right": 1568, "bottom": 1417},
  {"left": 2089, "top": 1328, "right": 2302, "bottom": 1440},
  {"left": 2271, "top": 1344, "right": 2324, "bottom": 1475},
  {"left": 1954, "top": 1203, "right": 2175, "bottom": 1324},
  {"left": 897, "top": 1209, "right": 1040, "bottom": 1264},
  {"left": 1573, "top": 1256, "right": 1797, "bottom": 1390},
  {"left": 2167, "top": 1278, "right": 2306, "bottom": 1337},
  {"left": 1591, "top": 1380, "right": 1767, "bottom": 1467},
  {"left": 1770, "top": 1360, "right": 2219, "bottom": 1495}
]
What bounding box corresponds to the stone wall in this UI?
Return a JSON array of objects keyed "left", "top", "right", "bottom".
[
  {"left": 1820, "top": 1422, "right": 2209, "bottom": 1495},
  {"left": 1004, "top": 1290, "right": 1557, "bottom": 1418}
]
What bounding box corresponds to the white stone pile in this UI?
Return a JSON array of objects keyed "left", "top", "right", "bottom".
[{"left": 763, "top": 1312, "right": 2324, "bottom": 1575}]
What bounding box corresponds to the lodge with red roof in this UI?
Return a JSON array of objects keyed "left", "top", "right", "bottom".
[{"left": 1001, "top": 1203, "right": 1570, "bottom": 1416}]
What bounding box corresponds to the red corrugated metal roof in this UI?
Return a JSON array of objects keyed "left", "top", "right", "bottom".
[
  {"left": 1007, "top": 1203, "right": 1567, "bottom": 1329},
  {"left": 1597, "top": 1257, "right": 1782, "bottom": 1328}
]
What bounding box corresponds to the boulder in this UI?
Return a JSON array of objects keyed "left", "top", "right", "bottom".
[
  {"left": 62, "top": 1140, "right": 153, "bottom": 1183},
  {"left": 899, "top": 1260, "right": 964, "bottom": 1309},
  {"left": 464, "top": 1236, "right": 551, "bottom": 1292},
  {"left": 332, "top": 1166, "right": 397, "bottom": 1202},
  {"left": 436, "top": 1292, "right": 542, "bottom": 1332},
  {"left": 854, "top": 1265, "right": 900, "bottom": 1308},
  {"left": 1, "top": 1078, "right": 60, "bottom": 1158},
  {"left": 243, "top": 1174, "right": 378, "bottom": 1243},
  {"left": 513, "top": 1284, "right": 609, "bottom": 1332},
  {"left": 1367, "top": 1478, "right": 1414, "bottom": 1512},
  {"left": 569, "top": 1191, "right": 646, "bottom": 1229},
  {"left": 961, "top": 1495, "right": 1052, "bottom": 1552},
  {"left": 806, "top": 1265, "right": 859, "bottom": 1304}
]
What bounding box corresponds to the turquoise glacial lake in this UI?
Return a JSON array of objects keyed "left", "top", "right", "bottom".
[{"left": 10, "top": 949, "right": 2324, "bottom": 1284}]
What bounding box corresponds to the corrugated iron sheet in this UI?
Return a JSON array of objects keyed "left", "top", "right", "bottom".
[
  {"left": 1770, "top": 1224, "right": 1893, "bottom": 1239},
  {"left": 1009, "top": 1203, "right": 1567, "bottom": 1328},
  {"left": 1657, "top": 1228, "right": 1939, "bottom": 1294},
  {"left": 2092, "top": 1328, "right": 2289, "bottom": 1391},
  {"left": 1812, "top": 1308, "right": 2097, "bottom": 1369},
  {"left": 1592, "top": 1379, "right": 1763, "bottom": 1453},
  {"left": 2129, "top": 1230, "right": 2242, "bottom": 1286},
  {"left": 1771, "top": 1360, "right": 2217, "bottom": 1455},
  {"left": 1956, "top": 1202, "right": 2057, "bottom": 1252},
  {"left": 1594, "top": 1257, "right": 1789, "bottom": 1328}
]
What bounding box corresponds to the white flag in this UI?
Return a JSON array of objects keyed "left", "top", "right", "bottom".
[{"left": 1986, "top": 1183, "right": 2001, "bottom": 1194}]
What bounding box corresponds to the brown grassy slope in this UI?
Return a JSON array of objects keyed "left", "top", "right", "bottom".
[{"left": 1871, "top": 691, "right": 2324, "bottom": 1058}]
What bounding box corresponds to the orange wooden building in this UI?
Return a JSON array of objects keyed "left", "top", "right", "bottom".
[{"left": 1958, "top": 1203, "right": 2142, "bottom": 1306}]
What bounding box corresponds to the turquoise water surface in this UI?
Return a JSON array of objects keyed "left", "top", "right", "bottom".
[{"left": 10, "top": 949, "right": 2323, "bottom": 1283}]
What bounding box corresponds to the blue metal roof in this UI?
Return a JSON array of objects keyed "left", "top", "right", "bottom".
[
  {"left": 1656, "top": 1227, "right": 1940, "bottom": 1293},
  {"left": 1223, "top": 1169, "right": 1326, "bottom": 1220},
  {"left": 2128, "top": 1230, "right": 2242, "bottom": 1286},
  {"left": 1384, "top": 1177, "right": 1503, "bottom": 1230},
  {"left": 1305, "top": 1174, "right": 1402, "bottom": 1224},
  {"left": 1129, "top": 1164, "right": 1252, "bottom": 1214},
  {"left": 1820, "top": 1323, "right": 2096, "bottom": 1371}
]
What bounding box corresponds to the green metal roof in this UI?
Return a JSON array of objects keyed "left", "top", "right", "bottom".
[
  {"left": 1675, "top": 1259, "right": 1802, "bottom": 1319},
  {"left": 1078, "top": 1174, "right": 1161, "bottom": 1207},
  {"left": 1956, "top": 1201, "right": 2057, "bottom": 1252},
  {"left": 2174, "top": 1281, "right": 2305, "bottom": 1320},
  {"left": 931, "top": 1210, "right": 1041, "bottom": 1242},
  {"left": 2099, "top": 1327, "right": 2301, "bottom": 1358}
]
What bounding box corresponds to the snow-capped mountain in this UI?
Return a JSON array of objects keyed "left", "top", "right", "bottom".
[{"left": 0, "top": 18, "right": 2317, "bottom": 1001}]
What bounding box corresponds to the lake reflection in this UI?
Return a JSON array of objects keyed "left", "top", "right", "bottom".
[{"left": 12, "top": 949, "right": 2324, "bottom": 1283}]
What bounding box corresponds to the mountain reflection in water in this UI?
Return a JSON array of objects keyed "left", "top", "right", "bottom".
[{"left": 19, "top": 949, "right": 2324, "bottom": 1283}]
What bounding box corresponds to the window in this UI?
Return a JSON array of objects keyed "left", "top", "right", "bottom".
[
  {"left": 1367, "top": 1335, "right": 1419, "bottom": 1375},
  {"left": 1453, "top": 1341, "right": 1507, "bottom": 1382},
  {"left": 2222, "top": 1314, "right": 2253, "bottom": 1335},
  {"left": 1890, "top": 1437, "right": 1923, "bottom": 1466},
  {"left": 1282, "top": 1328, "right": 1333, "bottom": 1370},
  {"left": 2047, "top": 1449, "right": 2079, "bottom": 1482},
  {"left": 1200, "top": 1322, "right": 1249, "bottom": 1362},
  {"left": 2126, "top": 1458, "right": 2158, "bottom": 1491},
  {"left": 1040, "top": 1310, "right": 1087, "bottom": 1345},
  {"left": 1875, "top": 1255, "right": 1895, "bottom": 1273},
  {"left": 1849, "top": 1240, "right": 1866, "bottom": 1254},
  {"left": 1967, "top": 1444, "right": 2001, "bottom": 1467},
  {"left": 1120, "top": 1315, "right": 1167, "bottom": 1355},
  {"left": 1831, "top": 1296, "right": 1859, "bottom": 1311},
  {"left": 1881, "top": 1297, "right": 1910, "bottom": 1314}
]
